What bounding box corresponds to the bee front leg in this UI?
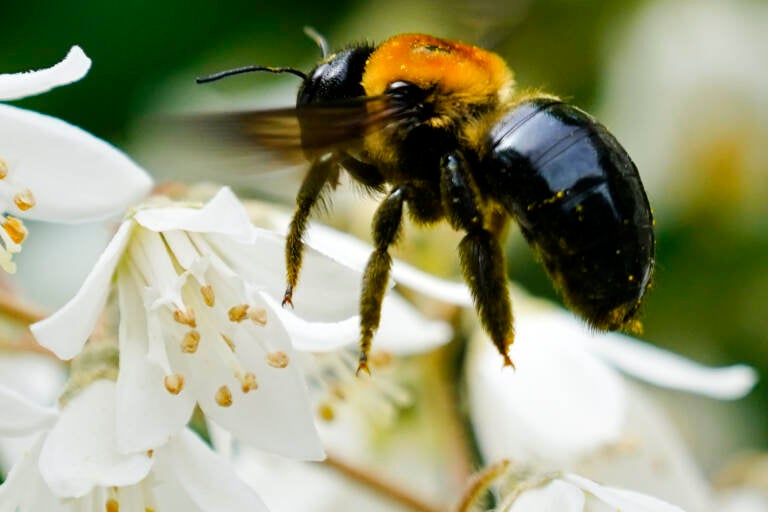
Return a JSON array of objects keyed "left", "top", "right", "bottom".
[
  {"left": 284, "top": 155, "right": 338, "bottom": 307},
  {"left": 440, "top": 152, "right": 515, "bottom": 367},
  {"left": 357, "top": 186, "right": 407, "bottom": 375}
]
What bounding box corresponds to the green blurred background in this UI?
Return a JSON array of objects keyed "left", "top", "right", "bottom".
[{"left": 2, "top": 0, "right": 766, "bottom": 474}]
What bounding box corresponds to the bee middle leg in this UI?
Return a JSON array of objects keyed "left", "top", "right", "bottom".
[
  {"left": 440, "top": 152, "right": 515, "bottom": 367},
  {"left": 284, "top": 155, "right": 339, "bottom": 307},
  {"left": 357, "top": 185, "right": 410, "bottom": 375}
]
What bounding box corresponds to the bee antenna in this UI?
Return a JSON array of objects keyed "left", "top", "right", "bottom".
[
  {"left": 196, "top": 65, "right": 307, "bottom": 84},
  {"left": 303, "top": 26, "right": 330, "bottom": 58}
]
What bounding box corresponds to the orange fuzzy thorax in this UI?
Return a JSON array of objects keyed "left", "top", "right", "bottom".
[{"left": 362, "top": 34, "right": 514, "bottom": 101}]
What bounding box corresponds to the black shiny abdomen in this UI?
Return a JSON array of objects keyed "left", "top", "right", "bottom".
[{"left": 481, "top": 99, "right": 655, "bottom": 329}]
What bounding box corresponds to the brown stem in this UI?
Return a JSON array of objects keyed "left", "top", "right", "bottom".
[
  {"left": 453, "top": 459, "right": 511, "bottom": 512},
  {"left": 0, "top": 290, "right": 46, "bottom": 324},
  {"left": 322, "top": 452, "right": 443, "bottom": 512}
]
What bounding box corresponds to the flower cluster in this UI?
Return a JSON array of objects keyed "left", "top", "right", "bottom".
[{"left": 0, "top": 45, "right": 761, "bottom": 512}]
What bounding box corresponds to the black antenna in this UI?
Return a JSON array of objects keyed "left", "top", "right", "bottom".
[
  {"left": 303, "top": 26, "right": 330, "bottom": 59},
  {"left": 196, "top": 65, "right": 307, "bottom": 84}
]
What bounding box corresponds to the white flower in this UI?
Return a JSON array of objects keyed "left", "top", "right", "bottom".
[
  {"left": 0, "top": 380, "right": 269, "bottom": 511},
  {"left": 465, "top": 289, "right": 756, "bottom": 510},
  {"left": 0, "top": 46, "right": 153, "bottom": 273},
  {"left": 498, "top": 468, "right": 686, "bottom": 512},
  {"left": 31, "top": 188, "right": 368, "bottom": 460}
]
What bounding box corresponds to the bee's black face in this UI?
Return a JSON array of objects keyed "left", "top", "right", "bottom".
[{"left": 297, "top": 46, "right": 375, "bottom": 106}]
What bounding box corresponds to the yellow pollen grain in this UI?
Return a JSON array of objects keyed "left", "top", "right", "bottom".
[
  {"left": 106, "top": 498, "right": 119, "bottom": 512},
  {"left": 228, "top": 304, "right": 249, "bottom": 322},
  {"left": 146, "top": 508, "right": 155, "bottom": 512},
  {"left": 173, "top": 307, "right": 196, "bottom": 328},
  {"left": 628, "top": 274, "right": 635, "bottom": 282},
  {"left": 163, "top": 373, "right": 185, "bottom": 395},
  {"left": 215, "top": 385, "right": 233, "bottom": 407},
  {"left": 266, "top": 350, "right": 290, "bottom": 368},
  {"left": 0, "top": 158, "right": 8, "bottom": 179},
  {"left": 201, "top": 285, "right": 215, "bottom": 307},
  {"left": 13, "top": 189, "right": 36, "bottom": 211},
  {"left": 318, "top": 402, "right": 335, "bottom": 422},
  {"left": 2, "top": 216, "right": 27, "bottom": 244},
  {"left": 147, "top": 449, "right": 154, "bottom": 458},
  {"left": 248, "top": 306, "right": 267, "bottom": 326},
  {"left": 220, "top": 333, "right": 236, "bottom": 351},
  {"left": 240, "top": 371, "right": 258, "bottom": 393},
  {"left": 331, "top": 385, "right": 347, "bottom": 401},
  {"left": 180, "top": 330, "right": 200, "bottom": 353}
]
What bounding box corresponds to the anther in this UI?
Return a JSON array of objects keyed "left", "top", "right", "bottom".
[
  {"left": 248, "top": 306, "right": 267, "bottom": 326},
  {"left": 163, "top": 373, "right": 185, "bottom": 395},
  {"left": 2, "top": 216, "right": 27, "bottom": 244},
  {"left": 220, "top": 333, "right": 236, "bottom": 351},
  {"left": 180, "top": 330, "right": 201, "bottom": 353},
  {"left": 0, "top": 158, "right": 7, "bottom": 179},
  {"left": 13, "top": 189, "right": 36, "bottom": 211},
  {"left": 201, "top": 285, "right": 215, "bottom": 307},
  {"left": 173, "top": 307, "right": 196, "bottom": 327},
  {"left": 215, "top": 385, "right": 233, "bottom": 407},
  {"left": 318, "top": 402, "right": 335, "bottom": 421},
  {"left": 228, "top": 304, "right": 249, "bottom": 322},
  {"left": 240, "top": 371, "right": 258, "bottom": 393},
  {"left": 266, "top": 350, "right": 290, "bottom": 368},
  {"left": 106, "top": 498, "right": 119, "bottom": 512}
]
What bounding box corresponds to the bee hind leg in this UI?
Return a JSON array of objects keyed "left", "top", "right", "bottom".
[
  {"left": 284, "top": 156, "right": 339, "bottom": 307},
  {"left": 440, "top": 152, "right": 515, "bottom": 367},
  {"left": 357, "top": 186, "right": 408, "bottom": 375}
]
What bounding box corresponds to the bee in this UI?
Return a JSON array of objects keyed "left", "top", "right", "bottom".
[{"left": 196, "top": 31, "right": 655, "bottom": 374}]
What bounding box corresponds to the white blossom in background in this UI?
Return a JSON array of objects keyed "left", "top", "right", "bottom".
[
  {"left": 0, "top": 46, "right": 153, "bottom": 273},
  {"left": 0, "top": 380, "right": 269, "bottom": 511},
  {"left": 496, "top": 466, "right": 686, "bottom": 512},
  {"left": 465, "top": 288, "right": 757, "bottom": 510},
  {"left": 30, "top": 187, "right": 372, "bottom": 460}
]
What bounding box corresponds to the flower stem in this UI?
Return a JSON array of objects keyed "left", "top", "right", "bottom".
[
  {"left": 0, "top": 289, "right": 45, "bottom": 324},
  {"left": 322, "top": 452, "right": 443, "bottom": 512},
  {"left": 453, "top": 459, "right": 510, "bottom": 512}
]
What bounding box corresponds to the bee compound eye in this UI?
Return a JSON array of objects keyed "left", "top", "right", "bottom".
[{"left": 385, "top": 80, "right": 423, "bottom": 102}]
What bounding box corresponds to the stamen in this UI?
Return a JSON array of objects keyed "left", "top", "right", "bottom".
[
  {"left": 163, "top": 373, "right": 185, "bottom": 395},
  {"left": 13, "top": 189, "right": 36, "bottom": 211},
  {"left": 228, "top": 304, "right": 249, "bottom": 322},
  {"left": 266, "top": 350, "right": 290, "bottom": 368},
  {"left": 106, "top": 498, "right": 119, "bottom": 512},
  {"left": 2, "top": 216, "right": 27, "bottom": 244},
  {"left": 248, "top": 306, "right": 267, "bottom": 326},
  {"left": 0, "top": 158, "right": 7, "bottom": 179},
  {"left": 180, "top": 330, "right": 201, "bottom": 353},
  {"left": 173, "top": 307, "right": 196, "bottom": 327},
  {"left": 220, "top": 333, "right": 236, "bottom": 351},
  {"left": 201, "top": 285, "right": 215, "bottom": 307},
  {"left": 240, "top": 371, "right": 258, "bottom": 393},
  {"left": 215, "top": 385, "right": 233, "bottom": 407}
]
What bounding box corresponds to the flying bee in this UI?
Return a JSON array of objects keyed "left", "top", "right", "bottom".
[{"left": 195, "top": 31, "right": 655, "bottom": 374}]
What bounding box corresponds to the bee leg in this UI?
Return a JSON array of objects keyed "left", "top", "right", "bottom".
[
  {"left": 440, "top": 152, "right": 515, "bottom": 367},
  {"left": 284, "top": 155, "right": 338, "bottom": 307},
  {"left": 357, "top": 186, "right": 407, "bottom": 375}
]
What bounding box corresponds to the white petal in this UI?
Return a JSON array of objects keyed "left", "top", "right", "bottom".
[
  {"left": 0, "top": 436, "right": 67, "bottom": 512},
  {"left": 467, "top": 306, "right": 626, "bottom": 466},
  {"left": 133, "top": 187, "right": 254, "bottom": 243},
  {"left": 564, "top": 473, "right": 687, "bottom": 511},
  {"left": 583, "top": 331, "right": 758, "bottom": 399},
  {"left": 0, "top": 386, "right": 58, "bottom": 436},
  {"left": 0, "top": 46, "right": 91, "bottom": 101},
  {"left": 115, "top": 268, "right": 195, "bottom": 453},
  {"left": 204, "top": 229, "right": 363, "bottom": 322},
  {"left": 507, "top": 479, "right": 585, "bottom": 512},
  {"left": 374, "top": 292, "right": 453, "bottom": 355},
  {"left": 156, "top": 430, "right": 269, "bottom": 512},
  {"left": 31, "top": 220, "right": 133, "bottom": 359},
  {"left": 0, "top": 104, "right": 153, "bottom": 220},
  {"left": 39, "top": 380, "right": 153, "bottom": 498}
]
